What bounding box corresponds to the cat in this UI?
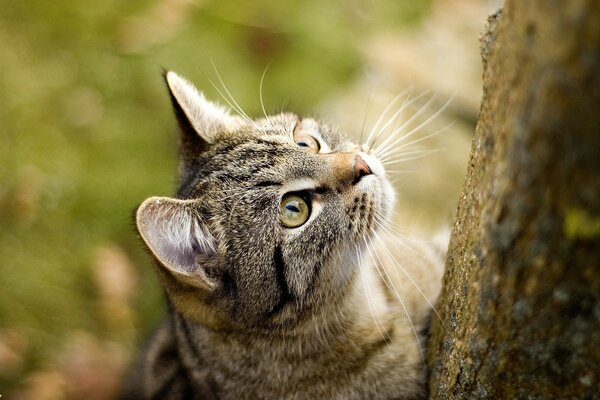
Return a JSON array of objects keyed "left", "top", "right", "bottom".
[{"left": 120, "top": 71, "right": 446, "bottom": 399}]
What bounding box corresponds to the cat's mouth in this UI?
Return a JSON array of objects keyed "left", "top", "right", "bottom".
[
  {"left": 358, "top": 151, "right": 386, "bottom": 179},
  {"left": 355, "top": 151, "right": 395, "bottom": 225}
]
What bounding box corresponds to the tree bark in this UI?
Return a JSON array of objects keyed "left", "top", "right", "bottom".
[{"left": 427, "top": 1, "right": 600, "bottom": 399}]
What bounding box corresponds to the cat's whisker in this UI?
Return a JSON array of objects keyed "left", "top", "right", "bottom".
[
  {"left": 358, "top": 90, "right": 374, "bottom": 145},
  {"left": 367, "top": 92, "right": 412, "bottom": 151},
  {"left": 209, "top": 63, "right": 261, "bottom": 130},
  {"left": 356, "top": 243, "right": 391, "bottom": 343},
  {"left": 364, "top": 95, "right": 400, "bottom": 149},
  {"left": 364, "top": 90, "right": 411, "bottom": 151},
  {"left": 373, "top": 219, "right": 433, "bottom": 278},
  {"left": 373, "top": 94, "right": 438, "bottom": 157},
  {"left": 382, "top": 155, "right": 433, "bottom": 168},
  {"left": 384, "top": 169, "right": 419, "bottom": 176},
  {"left": 373, "top": 97, "right": 438, "bottom": 156},
  {"left": 377, "top": 121, "right": 454, "bottom": 165},
  {"left": 208, "top": 79, "right": 257, "bottom": 128},
  {"left": 375, "top": 96, "right": 454, "bottom": 160},
  {"left": 210, "top": 61, "right": 255, "bottom": 120},
  {"left": 373, "top": 230, "right": 445, "bottom": 334},
  {"left": 259, "top": 63, "right": 276, "bottom": 131},
  {"left": 358, "top": 241, "right": 392, "bottom": 343},
  {"left": 369, "top": 91, "right": 431, "bottom": 155},
  {"left": 374, "top": 211, "right": 440, "bottom": 268},
  {"left": 364, "top": 234, "right": 424, "bottom": 362},
  {"left": 368, "top": 90, "right": 430, "bottom": 152},
  {"left": 374, "top": 207, "right": 436, "bottom": 246},
  {"left": 371, "top": 220, "right": 447, "bottom": 331},
  {"left": 380, "top": 148, "right": 441, "bottom": 165}
]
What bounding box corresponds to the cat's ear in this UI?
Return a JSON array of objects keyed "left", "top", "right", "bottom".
[
  {"left": 136, "top": 196, "right": 218, "bottom": 290},
  {"left": 164, "top": 70, "right": 243, "bottom": 144}
]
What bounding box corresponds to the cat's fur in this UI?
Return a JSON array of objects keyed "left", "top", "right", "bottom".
[{"left": 121, "top": 71, "right": 445, "bottom": 399}]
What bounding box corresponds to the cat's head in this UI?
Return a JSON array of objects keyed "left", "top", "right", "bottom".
[{"left": 136, "top": 71, "right": 395, "bottom": 330}]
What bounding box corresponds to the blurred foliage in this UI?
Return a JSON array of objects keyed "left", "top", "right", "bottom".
[{"left": 0, "top": 0, "right": 433, "bottom": 396}]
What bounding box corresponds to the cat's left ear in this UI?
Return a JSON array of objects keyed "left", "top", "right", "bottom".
[
  {"left": 135, "top": 196, "right": 219, "bottom": 291},
  {"left": 164, "top": 71, "right": 243, "bottom": 144}
]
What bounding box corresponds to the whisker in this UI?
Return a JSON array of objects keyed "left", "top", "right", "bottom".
[
  {"left": 259, "top": 63, "right": 276, "bottom": 130},
  {"left": 378, "top": 122, "right": 454, "bottom": 164},
  {"left": 359, "top": 90, "right": 374, "bottom": 145},
  {"left": 383, "top": 169, "right": 420, "bottom": 175},
  {"left": 376, "top": 97, "right": 453, "bottom": 160},
  {"left": 356, "top": 242, "right": 391, "bottom": 343},
  {"left": 364, "top": 90, "right": 412, "bottom": 150},
  {"left": 209, "top": 60, "right": 258, "bottom": 128},
  {"left": 365, "top": 233, "right": 425, "bottom": 362},
  {"left": 373, "top": 94, "right": 438, "bottom": 157},
  {"left": 369, "top": 90, "right": 430, "bottom": 152},
  {"left": 380, "top": 147, "right": 441, "bottom": 165},
  {"left": 371, "top": 219, "right": 447, "bottom": 331},
  {"left": 367, "top": 93, "right": 411, "bottom": 151},
  {"left": 208, "top": 78, "right": 256, "bottom": 127},
  {"left": 374, "top": 210, "right": 437, "bottom": 262}
]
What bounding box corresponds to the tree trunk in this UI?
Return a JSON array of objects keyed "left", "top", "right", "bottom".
[{"left": 427, "top": 1, "right": 600, "bottom": 399}]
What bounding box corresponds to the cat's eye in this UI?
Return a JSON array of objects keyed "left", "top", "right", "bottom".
[
  {"left": 294, "top": 131, "right": 320, "bottom": 153},
  {"left": 280, "top": 193, "right": 311, "bottom": 228}
]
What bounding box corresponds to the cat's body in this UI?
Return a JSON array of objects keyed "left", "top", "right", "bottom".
[{"left": 122, "top": 71, "right": 445, "bottom": 399}]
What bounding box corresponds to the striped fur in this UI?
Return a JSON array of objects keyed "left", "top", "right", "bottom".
[{"left": 122, "top": 72, "right": 445, "bottom": 399}]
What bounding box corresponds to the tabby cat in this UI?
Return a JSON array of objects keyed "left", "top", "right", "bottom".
[{"left": 121, "top": 71, "right": 445, "bottom": 399}]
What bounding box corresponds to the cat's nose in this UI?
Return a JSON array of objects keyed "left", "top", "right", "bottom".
[
  {"left": 354, "top": 154, "right": 372, "bottom": 183},
  {"left": 326, "top": 152, "right": 372, "bottom": 186}
]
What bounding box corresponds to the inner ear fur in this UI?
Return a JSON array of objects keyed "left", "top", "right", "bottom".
[{"left": 136, "top": 196, "right": 218, "bottom": 290}]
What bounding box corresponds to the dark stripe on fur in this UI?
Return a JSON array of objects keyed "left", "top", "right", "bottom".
[
  {"left": 150, "top": 364, "right": 184, "bottom": 400},
  {"left": 221, "top": 269, "right": 237, "bottom": 298},
  {"left": 178, "top": 316, "right": 203, "bottom": 363},
  {"left": 305, "top": 260, "right": 324, "bottom": 298},
  {"left": 268, "top": 244, "right": 293, "bottom": 317},
  {"left": 369, "top": 327, "right": 394, "bottom": 354},
  {"left": 346, "top": 327, "right": 395, "bottom": 376},
  {"left": 419, "top": 307, "right": 433, "bottom": 350},
  {"left": 176, "top": 316, "right": 220, "bottom": 399},
  {"left": 253, "top": 180, "right": 282, "bottom": 188}
]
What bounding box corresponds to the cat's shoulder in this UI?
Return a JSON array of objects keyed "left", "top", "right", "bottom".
[{"left": 120, "top": 317, "right": 196, "bottom": 399}]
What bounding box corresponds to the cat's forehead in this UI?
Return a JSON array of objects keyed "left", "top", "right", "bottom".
[{"left": 249, "top": 113, "right": 352, "bottom": 151}]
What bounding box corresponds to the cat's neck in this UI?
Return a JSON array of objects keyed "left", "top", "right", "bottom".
[
  {"left": 170, "top": 245, "right": 426, "bottom": 398},
  {"left": 174, "top": 255, "right": 394, "bottom": 360}
]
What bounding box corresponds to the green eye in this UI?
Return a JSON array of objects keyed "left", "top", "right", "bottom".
[{"left": 280, "top": 194, "right": 310, "bottom": 228}]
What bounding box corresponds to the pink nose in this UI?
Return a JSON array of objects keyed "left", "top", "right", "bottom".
[{"left": 354, "top": 155, "right": 372, "bottom": 182}]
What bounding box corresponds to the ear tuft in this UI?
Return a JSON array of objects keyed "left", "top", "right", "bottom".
[
  {"left": 164, "top": 71, "right": 243, "bottom": 143},
  {"left": 136, "top": 196, "right": 217, "bottom": 288}
]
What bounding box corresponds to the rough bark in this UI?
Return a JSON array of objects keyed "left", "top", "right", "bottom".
[{"left": 427, "top": 1, "right": 600, "bottom": 399}]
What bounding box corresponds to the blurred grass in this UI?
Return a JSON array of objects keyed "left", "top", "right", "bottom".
[{"left": 0, "top": 0, "right": 434, "bottom": 396}]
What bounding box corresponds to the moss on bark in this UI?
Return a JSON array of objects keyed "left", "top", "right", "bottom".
[{"left": 427, "top": 1, "right": 600, "bottom": 398}]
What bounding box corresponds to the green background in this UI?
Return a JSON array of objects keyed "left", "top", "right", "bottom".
[{"left": 0, "top": 0, "right": 484, "bottom": 397}]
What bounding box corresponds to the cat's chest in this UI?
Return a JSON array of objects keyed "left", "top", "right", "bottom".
[{"left": 173, "top": 317, "right": 424, "bottom": 400}]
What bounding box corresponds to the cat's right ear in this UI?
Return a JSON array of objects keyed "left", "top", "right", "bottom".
[
  {"left": 135, "top": 196, "right": 219, "bottom": 291},
  {"left": 164, "top": 71, "right": 243, "bottom": 145}
]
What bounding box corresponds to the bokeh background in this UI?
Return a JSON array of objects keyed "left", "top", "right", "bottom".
[{"left": 0, "top": 0, "right": 501, "bottom": 398}]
